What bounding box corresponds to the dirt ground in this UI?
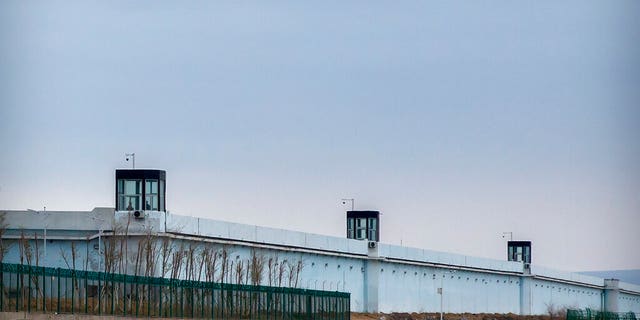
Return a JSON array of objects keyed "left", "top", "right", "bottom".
[{"left": 351, "top": 312, "right": 554, "bottom": 320}]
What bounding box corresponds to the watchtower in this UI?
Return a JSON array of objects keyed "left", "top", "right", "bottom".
[
  {"left": 507, "top": 240, "right": 531, "bottom": 264},
  {"left": 115, "top": 169, "right": 166, "bottom": 218},
  {"left": 346, "top": 210, "right": 380, "bottom": 242}
]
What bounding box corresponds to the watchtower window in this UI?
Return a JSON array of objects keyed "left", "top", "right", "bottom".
[
  {"left": 367, "top": 218, "right": 377, "bottom": 241},
  {"left": 347, "top": 218, "right": 355, "bottom": 239},
  {"left": 356, "top": 218, "right": 367, "bottom": 240},
  {"left": 117, "top": 179, "right": 142, "bottom": 211},
  {"left": 159, "top": 180, "right": 165, "bottom": 211},
  {"left": 145, "top": 179, "right": 158, "bottom": 210}
]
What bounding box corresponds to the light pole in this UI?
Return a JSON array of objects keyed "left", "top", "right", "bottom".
[
  {"left": 341, "top": 198, "right": 354, "bottom": 211},
  {"left": 125, "top": 153, "right": 136, "bottom": 169},
  {"left": 438, "top": 269, "right": 456, "bottom": 320},
  {"left": 502, "top": 232, "right": 513, "bottom": 260},
  {"left": 28, "top": 209, "right": 50, "bottom": 262},
  {"left": 41, "top": 208, "right": 49, "bottom": 261},
  {"left": 90, "top": 215, "right": 107, "bottom": 272}
]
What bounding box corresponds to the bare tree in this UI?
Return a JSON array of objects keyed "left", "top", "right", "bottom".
[
  {"left": 185, "top": 243, "right": 196, "bottom": 281},
  {"left": 267, "top": 254, "right": 279, "bottom": 287},
  {"left": 0, "top": 213, "right": 7, "bottom": 263},
  {"left": 31, "top": 232, "right": 43, "bottom": 309},
  {"left": 67, "top": 242, "right": 79, "bottom": 270},
  {"left": 0, "top": 213, "right": 9, "bottom": 308},
  {"left": 170, "top": 243, "right": 185, "bottom": 280},
  {"left": 249, "top": 249, "right": 265, "bottom": 286},
  {"left": 195, "top": 246, "right": 207, "bottom": 282},
  {"left": 134, "top": 240, "right": 144, "bottom": 277},
  {"left": 202, "top": 246, "right": 219, "bottom": 283},
  {"left": 545, "top": 303, "right": 568, "bottom": 320},
  {"left": 60, "top": 242, "right": 81, "bottom": 312},
  {"left": 17, "top": 231, "right": 34, "bottom": 312},
  {"left": 277, "top": 258, "right": 287, "bottom": 287},
  {"left": 159, "top": 237, "right": 174, "bottom": 278},
  {"left": 143, "top": 231, "right": 157, "bottom": 277},
  {"left": 218, "top": 247, "right": 230, "bottom": 283},
  {"left": 234, "top": 259, "right": 245, "bottom": 285},
  {"left": 286, "top": 259, "right": 305, "bottom": 288},
  {"left": 18, "top": 230, "right": 33, "bottom": 266},
  {"left": 295, "top": 259, "right": 304, "bottom": 288}
]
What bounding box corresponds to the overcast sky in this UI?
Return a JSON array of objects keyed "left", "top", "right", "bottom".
[{"left": 1, "top": 1, "right": 639, "bottom": 272}]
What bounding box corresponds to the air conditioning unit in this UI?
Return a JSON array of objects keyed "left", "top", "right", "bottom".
[
  {"left": 368, "top": 241, "right": 377, "bottom": 248},
  {"left": 133, "top": 210, "right": 145, "bottom": 219}
]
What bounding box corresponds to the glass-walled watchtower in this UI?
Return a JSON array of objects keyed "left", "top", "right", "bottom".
[
  {"left": 346, "top": 210, "right": 380, "bottom": 242},
  {"left": 115, "top": 169, "right": 166, "bottom": 213},
  {"left": 507, "top": 240, "right": 531, "bottom": 264}
]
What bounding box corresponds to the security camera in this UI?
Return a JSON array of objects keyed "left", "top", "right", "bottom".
[
  {"left": 126, "top": 158, "right": 129, "bottom": 161},
  {"left": 342, "top": 201, "right": 346, "bottom": 205}
]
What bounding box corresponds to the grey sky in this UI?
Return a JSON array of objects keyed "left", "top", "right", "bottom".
[{"left": 1, "top": 1, "right": 639, "bottom": 272}]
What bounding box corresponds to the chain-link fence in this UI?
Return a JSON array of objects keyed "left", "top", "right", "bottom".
[
  {"left": 567, "top": 309, "right": 637, "bottom": 320},
  {"left": 0, "top": 263, "right": 350, "bottom": 319}
]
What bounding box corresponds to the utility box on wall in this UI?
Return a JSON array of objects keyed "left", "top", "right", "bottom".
[{"left": 346, "top": 210, "right": 380, "bottom": 242}]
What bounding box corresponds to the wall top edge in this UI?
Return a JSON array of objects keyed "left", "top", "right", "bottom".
[{"left": 5, "top": 208, "right": 637, "bottom": 294}]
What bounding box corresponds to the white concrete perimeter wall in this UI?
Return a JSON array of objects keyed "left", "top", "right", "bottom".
[
  {"left": 618, "top": 293, "right": 640, "bottom": 315},
  {"left": 621, "top": 283, "right": 640, "bottom": 294},
  {"left": 377, "top": 261, "right": 521, "bottom": 313},
  {"left": 528, "top": 278, "right": 602, "bottom": 314},
  {"left": 380, "top": 244, "right": 523, "bottom": 273},
  {"left": 163, "top": 213, "right": 640, "bottom": 314},
  {"left": 167, "top": 214, "right": 368, "bottom": 255},
  {"left": 530, "top": 265, "right": 604, "bottom": 287},
  {"left": 2, "top": 210, "right": 640, "bottom": 315}
]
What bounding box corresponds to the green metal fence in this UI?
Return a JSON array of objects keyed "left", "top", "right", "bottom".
[
  {"left": 567, "top": 309, "right": 637, "bottom": 320},
  {"left": 0, "top": 263, "right": 350, "bottom": 319}
]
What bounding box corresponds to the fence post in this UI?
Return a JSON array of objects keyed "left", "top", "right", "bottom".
[
  {"left": 97, "top": 271, "right": 101, "bottom": 315},
  {"left": 266, "top": 289, "right": 270, "bottom": 320},
  {"left": 229, "top": 290, "right": 234, "bottom": 318},
  {"left": 169, "top": 280, "right": 173, "bottom": 318},
  {"left": 123, "top": 274, "right": 126, "bottom": 317},
  {"left": 28, "top": 266, "right": 32, "bottom": 313},
  {"left": 0, "top": 266, "right": 3, "bottom": 312},
  {"left": 156, "top": 283, "right": 159, "bottom": 318},
  {"left": 210, "top": 282, "right": 216, "bottom": 319},
  {"left": 135, "top": 276, "right": 139, "bottom": 317},
  {"left": 56, "top": 268, "right": 61, "bottom": 314},
  {"left": 84, "top": 271, "right": 88, "bottom": 314},
  {"left": 41, "top": 267, "right": 46, "bottom": 313},
  {"left": 180, "top": 283, "right": 184, "bottom": 318},
  {"left": 15, "top": 266, "right": 20, "bottom": 312},
  {"left": 191, "top": 283, "right": 195, "bottom": 318},
  {"left": 71, "top": 271, "right": 75, "bottom": 314},
  {"left": 201, "top": 283, "right": 205, "bottom": 319},
  {"left": 147, "top": 277, "right": 151, "bottom": 317},
  {"left": 221, "top": 283, "right": 225, "bottom": 320},
  {"left": 111, "top": 274, "right": 115, "bottom": 315}
]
